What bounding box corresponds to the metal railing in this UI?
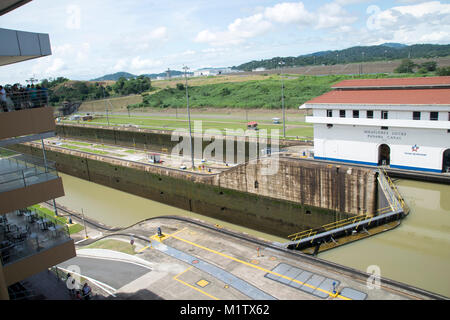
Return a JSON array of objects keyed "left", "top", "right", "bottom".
[
  {"left": 286, "top": 168, "right": 408, "bottom": 250},
  {"left": 0, "top": 209, "right": 71, "bottom": 266},
  {"left": 0, "top": 89, "right": 49, "bottom": 112},
  {"left": 0, "top": 151, "right": 58, "bottom": 193},
  {"left": 288, "top": 214, "right": 370, "bottom": 243},
  {"left": 379, "top": 167, "right": 408, "bottom": 213}
]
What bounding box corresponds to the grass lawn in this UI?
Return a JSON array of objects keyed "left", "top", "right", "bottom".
[
  {"left": 60, "top": 144, "right": 114, "bottom": 155},
  {"left": 29, "top": 204, "right": 84, "bottom": 235},
  {"left": 68, "top": 223, "right": 85, "bottom": 234},
  {"left": 62, "top": 116, "right": 314, "bottom": 138},
  {"left": 85, "top": 239, "right": 136, "bottom": 255}
]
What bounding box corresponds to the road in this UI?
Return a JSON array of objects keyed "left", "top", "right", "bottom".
[{"left": 57, "top": 256, "right": 151, "bottom": 290}]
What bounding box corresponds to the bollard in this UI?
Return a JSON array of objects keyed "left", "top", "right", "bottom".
[
  {"left": 256, "top": 247, "right": 260, "bottom": 257},
  {"left": 157, "top": 227, "right": 162, "bottom": 238}
]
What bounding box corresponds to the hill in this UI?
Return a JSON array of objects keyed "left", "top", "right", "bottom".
[
  {"left": 128, "top": 73, "right": 439, "bottom": 111},
  {"left": 233, "top": 43, "right": 450, "bottom": 71},
  {"left": 91, "top": 72, "right": 137, "bottom": 81},
  {"left": 91, "top": 70, "right": 189, "bottom": 81}
]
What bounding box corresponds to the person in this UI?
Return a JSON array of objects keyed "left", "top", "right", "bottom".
[
  {"left": 41, "top": 85, "right": 49, "bottom": 106},
  {"left": 66, "top": 273, "right": 76, "bottom": 297},
  {"left": 0, "top": 85, "right": 7, "bottom": 112},
  {"left": 30, "top": 84, "right": 38, "bottom": 107},
  {"left": 81, "top": 282, "right": 92, "bottom": 300}
]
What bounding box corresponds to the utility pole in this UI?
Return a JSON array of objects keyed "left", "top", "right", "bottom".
[
  {"left": 40, "top": 139, "right": 59, "bottom": 217},
  {"left": 183, "top": 65, "right": 195, "bottom": 169},
  {"left": 81, "top": 208, "right": 88, "bottom": 239},
  {"left": 279, "top": 61, "right": 286, "bottom": 138},
  {"left": 103, "top": 87, "right": 110, "bottom": 126}
]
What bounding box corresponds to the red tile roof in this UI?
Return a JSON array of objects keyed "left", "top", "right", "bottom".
[
  {"left": 306, "top": 88, "right": 450, "bottom": 105},
  {"left": 332, "top": 76, "right": 450, "bottom": 88}
]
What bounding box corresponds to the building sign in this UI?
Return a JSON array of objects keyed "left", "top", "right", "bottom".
[
  {"left": 364, "top": 129, "right": 407, "bottom": 140},
  {"left": 405, "top": 144, "right": 427, "bottom": 157}
]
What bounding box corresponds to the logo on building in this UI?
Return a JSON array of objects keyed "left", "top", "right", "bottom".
[{"left": 411, "top": 144, "right": 419, "bottom": 152}]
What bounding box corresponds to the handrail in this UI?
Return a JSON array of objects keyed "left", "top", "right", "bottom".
[
  {"left": 287, "top": 168, "right": 408, "bottom": 248},
  {"left": 0, "top": 89, "right": 49, "bottom": 112}
]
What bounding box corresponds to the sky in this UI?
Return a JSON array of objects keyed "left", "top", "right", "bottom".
[{"left": 0, "top": 0, "right": 449, "bottom": 84}]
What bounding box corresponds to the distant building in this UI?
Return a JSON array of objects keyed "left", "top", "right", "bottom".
[
  {"left": 252, "top": 67, "right": 266, "bottom": 72},
  {"left": 193, "top": 67, "right": 233, "bottom": 77},
  {"left": 300, "top": 77, "right": 450, "bottom": 173}
]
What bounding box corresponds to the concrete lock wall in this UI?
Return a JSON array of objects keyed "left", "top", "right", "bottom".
[
  {"left": 55, "top": 123, "right": 309, "bottom": 162},
  {"left": 10, "top": 142, "right": 377, "bottom": 238}
]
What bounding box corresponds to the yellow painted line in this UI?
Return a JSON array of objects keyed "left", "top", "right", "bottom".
[
  {"left": 152, "top": 227, "right": 188, "bottom": 243},
  {"left": 137, "top": 246, "right": 149, "bottom": 253},
  {"left": 171, "top": 234, "right": 350, "bottom": 300},
  {"left": 173, "top": 266, "right": 219, "bottom": 300}
]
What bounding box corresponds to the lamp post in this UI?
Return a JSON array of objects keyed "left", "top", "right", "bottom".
[
  {"left": 103, "top": 86, "right": 110, "bottom": 126},
  {"left": 81, "top": 208, "right": 88, "bottom": 239},
  {"left": 183, "top": 65, "right": 195, "bottom": 169},
  {"left": 279, "top": 61, "right": 286, "bottom": 138}
]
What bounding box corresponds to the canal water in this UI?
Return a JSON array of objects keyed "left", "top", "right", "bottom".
[
  {"left": 57, "top": 173, "right": 450, "bottom": 297},
  {"left": 56, "top": 173, "right": 287, "bottom": 243},
  {"left": 319, "top": 179, "right": 450, "bottom": 298}
]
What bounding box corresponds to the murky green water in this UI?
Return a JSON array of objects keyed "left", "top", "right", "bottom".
[
  {"left": 319, "top": 179, "right": 450, "bottom": 298},
  {"left": 56, "top": 173, "right": 286, "bottom": 243},
  {"left": 56, "top": 173, "right": 450, "bottom": 297}
]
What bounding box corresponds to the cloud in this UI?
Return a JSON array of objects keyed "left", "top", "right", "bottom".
[
  {"left": 264, "top": 2, "right": 314, "bottom": 24},
  {"left": 130, "top": 56, "right": 163, "bottom": 70},
  {"left": 316, "top": 2, "right": 358, "bottom": 29},
  {"left": 195, "top": 13, "right": 272, "bottom": 46},
  {"left": 149, "top": 26, "right": 168, "bottom": 40},
  {"left": 194, "top": 1, "right": 357, "bottom": 46},
  {"left": 365, "top": 1, "right": 450, "bottom": 43}
]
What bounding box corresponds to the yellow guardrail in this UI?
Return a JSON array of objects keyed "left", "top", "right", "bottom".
[
  {"left": 288, "top": 214, "right": 369, "bottom": 243},
  {"left": 379, "top": 167, "right": 408, "bottom": 212},
  {"left": 287, "top": 168, "right": 408, "bottom": 248}
]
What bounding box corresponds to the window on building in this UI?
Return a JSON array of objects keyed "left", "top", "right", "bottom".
[
  {"left": 381, "top": 126, "right": 388, "bottom": 130},
  {"left": 413, "top": 111, "right": 421, "bottom": 120},
  {"left": 381, "top": 111, "right": 388, "bottom": 119},
  {"left": 367, "top": 110, "right": 374, "bottom": 119},
  {"left": 353, "top": 110, "right": 359, "bottom": 118},
  {"left": 327, "top": 110, "right": 333, "bottom": 117},
  {"left": 339, "top": 110, "right": 346, "bottom": 118},
  {"left": 448, "top": 112, "right": 450, "bottom": 121},
  {"left": 430, "top": 112, "right": 439, "bottom": 121}
]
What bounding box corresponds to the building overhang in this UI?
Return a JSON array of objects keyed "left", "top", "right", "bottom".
[
  {"left": 306, "top": 116, "right": 450, "bottom": 130},
  {"left": 0, "top": 28, "right": 51, "bottom": 67},
  {"left": 0, "top": 0, "right": 32, "bottom": 16},
  {"left": 303, "top": 103, "right": 450, "bottom": 112}
]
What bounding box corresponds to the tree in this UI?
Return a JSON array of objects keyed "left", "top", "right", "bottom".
[
  {"left": 420, "top": 61, "right": 437, "bottom": 72},
  {"left": 394, "top": 59, "right": 416, "bottom": 73},
  {"left": 437, "top": 66, "right": 450, "bottom": 76}
]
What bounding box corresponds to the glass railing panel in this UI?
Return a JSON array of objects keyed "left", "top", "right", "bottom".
[{"left": 0, "top": 208, "right": 71, "bottom": 266}]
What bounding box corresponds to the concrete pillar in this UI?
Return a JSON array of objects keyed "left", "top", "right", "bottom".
[{"left": 0, "top": 264, "right": 10, "bottom": 300}]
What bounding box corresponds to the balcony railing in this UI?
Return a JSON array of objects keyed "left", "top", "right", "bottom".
[
  {"left": 0, "top": 90, "right": 49, "bottom": 113},
  {"left": 0, "top": 149, "right": 59, "bottom": 194},
  {"left": 0, "top": 208, "right": 71, "bottom": 266}
]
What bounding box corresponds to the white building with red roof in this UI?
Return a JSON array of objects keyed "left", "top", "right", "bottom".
[{"left": 300, "top": 76, "right": 450, "bottom": 173}]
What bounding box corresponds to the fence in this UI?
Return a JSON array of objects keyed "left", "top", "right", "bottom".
[
  {"left": 0, "top": 150, "right": 59, "bottom": 193},
  {"left": 0, "top": 89, "right": 49, "bottom": 112},
  {"left": 286, "top": 168, "right": 408, "bottom": 250}
]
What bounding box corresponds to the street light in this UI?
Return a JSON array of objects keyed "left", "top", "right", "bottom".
[
  {"left": 183, "top": 65, "right": 195, "bottom": 169},
  {"left": 279, "top": 61, "right": 286, "bottom": 139},
  {"left": 103, "top": 86, "right": 110, "bottom": 126}
]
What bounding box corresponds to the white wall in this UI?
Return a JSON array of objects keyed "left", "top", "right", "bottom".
[{"left": 314, "top": 124, "right": 450, "bottom": 171}]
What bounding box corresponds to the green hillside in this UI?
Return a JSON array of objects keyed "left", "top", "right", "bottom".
[
  {"left": 234, "top": 43, "right": 450, "bottom": 71},
  {"left": 128, "top": 73, "right": 436, "bottom": 110}
]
